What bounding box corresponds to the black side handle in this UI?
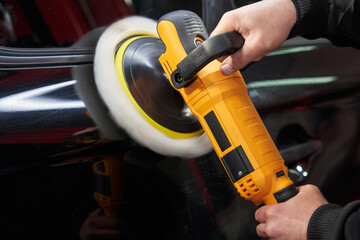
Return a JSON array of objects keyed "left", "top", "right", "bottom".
[{"left": 170, "top": 31, "right": 245, "bottom": 89}]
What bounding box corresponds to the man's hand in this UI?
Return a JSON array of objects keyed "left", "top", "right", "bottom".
[
  {"left": 255, "top": 184, "right": 328, "bottom": 240},
  {"left": 210, "top": 0, "right": 297, "bottom": 75}
]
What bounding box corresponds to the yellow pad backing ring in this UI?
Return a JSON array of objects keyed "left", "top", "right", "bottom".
[{"left": 93, "top": 16, "right": 212, "bottom": 158}]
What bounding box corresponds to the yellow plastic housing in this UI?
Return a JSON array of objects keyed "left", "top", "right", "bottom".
[{"left": 158, "top": 20, "right": 294, "bottom": 205}]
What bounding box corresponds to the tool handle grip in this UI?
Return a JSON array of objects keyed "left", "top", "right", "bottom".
[{"left": 171, "top": 32, "right": 244, "bottom": 88}]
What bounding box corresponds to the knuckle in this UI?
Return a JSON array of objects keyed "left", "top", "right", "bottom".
[
  {"left": 218, "top": 12, "right": 230, "bottom": 27},
  {"left": 266, "top": 207, "right": 275, "bottom": 217},
  {"left": 254, "top": 209, "right": 262, "bottom": 222},
  {"left": 221, "top": 10, "right": 239, "bottom": 27},
  {"left": 256, "top": 224, "right": 267, "bottom": 238},
  {"left": 265, "top": 206, "right": 280, "bottom": 219},
  {"left": 256, "top": 224, "right": 263, "bottom": 235},
  {"left": 222, "top": 11, "right": 233, "bottom": 20},
  {"left": 304, "top": 184, "right": 320, "bottom": 193},
  {"left": 266, "top": 223, "right": 281, "bottom": 237}
]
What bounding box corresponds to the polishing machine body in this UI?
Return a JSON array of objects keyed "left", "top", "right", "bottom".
[{"left": 157, "top": 10, "right": 298, "bottom": 205}]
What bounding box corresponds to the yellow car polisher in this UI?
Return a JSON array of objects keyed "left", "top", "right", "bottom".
[
  {"left": 94, "top": 11, "right": 298, "bottom": 205},
  {"left": 157, "top": 10, "right": 298, "bottom": 205}
]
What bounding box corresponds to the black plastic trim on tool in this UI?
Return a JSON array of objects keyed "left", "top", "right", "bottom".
[
  {"left": 222, "top": 146, "right": 254, "bottom": 182},
  {"left": 273, "top": 184, "right": 299, "bottom": 203},
  {"left": 204, "top": 111, "right": 231, "bottom": 151}
]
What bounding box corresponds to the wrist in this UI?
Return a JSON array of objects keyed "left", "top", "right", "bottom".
[{"left": 307, "top": 203, "right": 342, "bottom": 240}]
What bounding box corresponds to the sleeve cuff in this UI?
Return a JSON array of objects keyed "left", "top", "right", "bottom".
[
  {"left": 289, "top": 0, "right": 330, "bottom": 39},
  {"left": 307, "top": 203, "right": 343, "bottom": 240}
]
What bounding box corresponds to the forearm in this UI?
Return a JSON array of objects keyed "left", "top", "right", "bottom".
[
  {"left": 307, "top": 201, "right": 360, "bottom": 240},
  {"left": 289, "top": 0, "right": 329, "bottom": 38},
  {"left": 290, "top": 0, "right": 360, "bottom": 48}
]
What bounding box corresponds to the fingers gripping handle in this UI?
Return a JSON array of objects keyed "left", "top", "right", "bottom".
[{"left": 171, "top": 32, "right": 244, "bottom": 88}]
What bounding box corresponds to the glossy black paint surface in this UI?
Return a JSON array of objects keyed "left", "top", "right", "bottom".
[{"left": 0, "top": 67, "right": 105, "bottom": 170}]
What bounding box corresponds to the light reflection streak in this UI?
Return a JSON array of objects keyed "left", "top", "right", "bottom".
[
  {"left": 0, "top": 80, "right": 85, "bottom": 112},
  {"left": 247, "top": 76, "right": 337, "bottom": 89},
  {"left": 268, "top": 45, "right": 318, "bottom": 56}
]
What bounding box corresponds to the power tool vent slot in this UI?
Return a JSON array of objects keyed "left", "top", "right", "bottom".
[
  {"left": 239, "top": 178, "right": 259, "bottom": 198},
  {"left": 184, "top": 15, "right": 205, "bottom": 34},
  {"left": 162, "top": 60, "right": 172, "bottom": 77}
]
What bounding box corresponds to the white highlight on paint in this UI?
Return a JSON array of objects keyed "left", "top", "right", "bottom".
[
  {"left": 247, "top": 76, "right": 337, "bottom": 89},
  {"left": 0, "top": 80, "right": 85, "bottom": 112}
]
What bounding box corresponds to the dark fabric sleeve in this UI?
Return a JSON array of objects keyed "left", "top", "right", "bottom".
[
  {"left": 307, "top": 201, "right": 360, "bottom": 240},
  {"left": 325, "top": 0, "right": 360, "bottom": 48},
  {"left": 307, "top": 203, "right": 342, "bottom": 240},
  {"left": 289, "top": 0, "right": 360, "bottom": 49},
  {"left": 289, "top": 0, "right": 330, "bottom": 39},
  {"left": 344, "top": 205, "right": 360, "bottom": 240}
]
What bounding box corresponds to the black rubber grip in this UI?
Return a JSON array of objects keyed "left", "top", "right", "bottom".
[
  {"left": 273, "top": 184, "right": 299, "bottom": 203},
  {"left": 171, "top": 31, "right": 245, "bottom": 88}
]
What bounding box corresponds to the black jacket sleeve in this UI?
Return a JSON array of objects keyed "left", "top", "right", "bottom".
[
  {"left": 307, "top": 201, "right": 360, "bottom": 240},
  {"left": 290, "top": 0, "right": 360, "bottom": 49}
]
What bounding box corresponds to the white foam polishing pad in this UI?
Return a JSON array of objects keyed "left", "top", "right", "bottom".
[{"left": 94, "top": 16, "right": 212, "bottom": 158}]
